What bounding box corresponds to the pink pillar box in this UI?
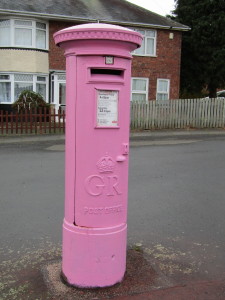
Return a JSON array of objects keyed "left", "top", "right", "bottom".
[{"left": 54, "top": 23, "right": 142, "bottom": 288}]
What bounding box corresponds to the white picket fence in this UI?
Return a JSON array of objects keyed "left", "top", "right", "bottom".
[{"left": 130, "top": 98, "right": 225, "bottom": 130}]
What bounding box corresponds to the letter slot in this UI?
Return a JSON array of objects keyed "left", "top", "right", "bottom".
[{"left": 91, "top": 68, "right": 123, "bottom": 76}]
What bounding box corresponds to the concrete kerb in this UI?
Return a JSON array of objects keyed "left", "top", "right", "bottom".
[
  {"left": 0, "top": 134, "right": 65, "bottom": 144},
  {"left": 130, "top": 128, "right": 225, "bottom": 141},
  {"left": 0, "top": 129, "right": 225, "bottom": 145}
]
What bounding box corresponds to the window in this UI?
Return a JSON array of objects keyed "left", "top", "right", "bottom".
[
  {"left": 131, "top": 78, "right": 149, "bottom": 102},
  {"left": 157, "top": 79, "right": 170, "bottom": 100},
  {"left": 0, "top": 19, "right": 10, "bottom": 46},
  {"left": 0, "top": 73, "right": 48, "bottom": 103},
  {"left": 36, "top": 22, "right": 47, "bottom": 49},
  {"left": 36, "top": 76, "right": 47, "bottom": 99},
  {"left": 0, "top": 18, "right": 48, "bottom": 50},
  {"left": 14, "top": 20, "right": 32, "bottom": 47},
  {"left": 14, "top": 74, "right": 33, "bottom": 100},
  {"left": 132, "top": 29, "right": 156, "bottom": 56},
  {"left": 0, "top": 75, "right": 11, "bottom": 103}
]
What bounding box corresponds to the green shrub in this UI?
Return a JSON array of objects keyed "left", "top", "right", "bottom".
[{"left": 12, "top": 90, "right": 50, "bottom": 112}]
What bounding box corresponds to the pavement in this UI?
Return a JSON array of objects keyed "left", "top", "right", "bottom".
[{"left": 1, "top": 128, "right": 225, "bottom": 299}]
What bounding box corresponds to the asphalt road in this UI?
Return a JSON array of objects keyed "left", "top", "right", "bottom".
[{"left": 0, "top": 134, "right": 225, "bottom": 299}]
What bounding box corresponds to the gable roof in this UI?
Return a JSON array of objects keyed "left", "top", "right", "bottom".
[{"left": 0, "top": 0, "right": 189, "bottom": 31}]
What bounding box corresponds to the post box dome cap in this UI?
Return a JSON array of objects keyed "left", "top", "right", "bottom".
[
  {"left": 54, "top": 22, "right": 143, "bottom": 47},
  {"left": 60, "top": 23, "right": 134, "bottom": 32}
]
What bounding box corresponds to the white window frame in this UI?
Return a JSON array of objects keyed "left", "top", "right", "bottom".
[
  {"left": 0, "top": 74, "right": 12, "bottom": 103},
  {"left": 131, "top": 77, "right": 149, "bottom": 102},
  {"left": 0, "top": 72, "right": 48, "bottom": 104},
  {"left": 0, "top": 18, "right": 49, "bottom": 50},
  {"left": 14, "top": 74, "right": 34, "bottom": 101},
  {"left": 36, "top": 75, "right": 48, "bottom": 98},
  {"left": 156, "top": 79, "right": 170, "bottom": 100},
  {"left": 131, "top": 28, "right": 157, "bottom": 57}
]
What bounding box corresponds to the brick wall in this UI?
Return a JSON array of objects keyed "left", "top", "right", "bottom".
[
  {"left": 49, "top": 21, "right": 74, "bottom": 71},
  {"left": 49, "top": 21, "right": 182, "bottom": 99}
]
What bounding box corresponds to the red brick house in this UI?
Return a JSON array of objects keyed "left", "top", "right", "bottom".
[{"left": 0, "top": 0, "right": 189, "bottom": 111}]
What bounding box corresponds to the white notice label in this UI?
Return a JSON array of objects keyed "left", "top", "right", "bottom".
[{"left": 97, "top": 90, "right": 118, "bottom": 127}]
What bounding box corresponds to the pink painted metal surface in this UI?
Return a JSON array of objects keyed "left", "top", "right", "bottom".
[{"left": 54, "top": 23, "right": 142, "bottom": 288}]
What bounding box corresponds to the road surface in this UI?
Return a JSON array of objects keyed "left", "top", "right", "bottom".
[{"left": 0, "top": 134, "right": 225, "bottom": 299}]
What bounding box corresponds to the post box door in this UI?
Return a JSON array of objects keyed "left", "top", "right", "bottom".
[{"left": 74, "top": 56, "right": 130, "bottom": 228}]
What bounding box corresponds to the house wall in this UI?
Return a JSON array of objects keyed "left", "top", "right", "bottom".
[
  {"left": 131, "top": 30, "right": 182, "bottom": 100},
  {"left": 49, "top": 21, "right": 182, "bottom": 100},
  {"left": 0, "top": 49, "right": 49, "bottom": 73}
]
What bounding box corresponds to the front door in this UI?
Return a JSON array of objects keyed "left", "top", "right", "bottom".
[
  {"left": 58, "top": 82, "right": 66, "bottom": 114},
  {"left": 52, "top": 74, "right": 66, "bottom": 113}
]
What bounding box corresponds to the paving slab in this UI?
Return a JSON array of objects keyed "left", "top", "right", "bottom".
[
  {"left": 42, "top": 249, "right": 172, "bottom": 300},
  {"left": 116, "top": 280, "right": 225, "bottom": 300},
  {"left": 42, "top": 246, "right": 225, "bottom": 300}
]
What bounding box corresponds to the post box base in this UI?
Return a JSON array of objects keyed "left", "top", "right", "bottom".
[{"left": 62, "top": 220, "right": 127, "bottom": 288}]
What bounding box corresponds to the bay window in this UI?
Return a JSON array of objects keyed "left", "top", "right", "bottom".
[
  {"left": 0, "top": 73, "right": 48, "bottom": 103},
  {"left": 0, "top": 18, "right": 48, "bottom": 50}
]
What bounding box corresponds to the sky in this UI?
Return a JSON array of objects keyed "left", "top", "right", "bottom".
[{"left": 126, "top": 0, "right": 175, "bottom": 16}]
